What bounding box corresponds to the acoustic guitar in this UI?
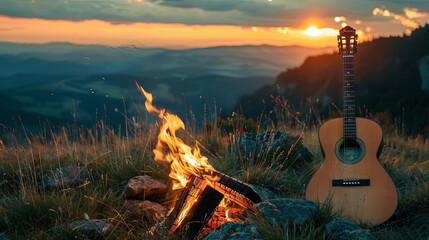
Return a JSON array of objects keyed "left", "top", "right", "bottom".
[{"left": 305, "top": 26, "right": 397, "bottom": 225}]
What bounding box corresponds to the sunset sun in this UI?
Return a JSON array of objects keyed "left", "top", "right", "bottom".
[{"left": 304, "top": 26, "right": 322, "bottom": 37}]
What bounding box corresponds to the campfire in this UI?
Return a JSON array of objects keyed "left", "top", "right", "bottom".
[{"left": 136, "top": 83, "right": 262, "bottom": 239}]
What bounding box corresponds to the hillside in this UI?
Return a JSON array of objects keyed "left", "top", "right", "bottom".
[
  {"left": 0, "top": 43, "right": 331, "bottom": 129},
  {"left": 236, "top": 24, "right": 429, "bottom": 137}
]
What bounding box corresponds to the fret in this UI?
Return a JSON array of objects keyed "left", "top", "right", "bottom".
[{"left": 343, "top": 51, "right": 356, "bottom": 139}]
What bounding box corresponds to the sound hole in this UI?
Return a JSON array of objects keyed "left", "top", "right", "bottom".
[{"left": 335, "top": 138, "right": 365, "bottom": 164}]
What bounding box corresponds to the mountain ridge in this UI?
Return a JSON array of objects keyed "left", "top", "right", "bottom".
[{"left": 236, "top": 24, "right": 429, "bottom": 136}]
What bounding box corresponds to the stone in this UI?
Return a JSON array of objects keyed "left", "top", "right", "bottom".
[
  {"left": 256, "top": 198, "right": 316, "bottom": 225},
  {"left": 325, "top": 218, "right": 376, "bottom": 240},
  {"left": 123, "top": 175, "right": 167, "bottom": 200},
  {"left": 59, "top": 219, "right": 112, "bottom": 237},
  {"left": 203, "top": 222, "right": 261, "bottom": 240},
  {"left": 43, "top": 164, "right": 88, "bottom": 189},
  {"left": 238, "top": 131, "right": 313, "bottom": 168},
  {"left": 248, "top": 184, "right": 277, "bottom": 201},
  {"left": 123, "top": 200, "right": 167, "bottom": 223}
]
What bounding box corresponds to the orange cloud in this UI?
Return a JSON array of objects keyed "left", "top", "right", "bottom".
[
  {"left": 404, "top": 8, "right": 428, "bottom": 19},
  {"left": 334, "top": 16, "right": 346, "bottom": 22},
  {"left": 373, "top": 7, "right": 428, "bottom": 29}
]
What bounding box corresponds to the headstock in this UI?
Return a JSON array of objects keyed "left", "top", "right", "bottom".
[{"left": 337, "top": 26, "right": 358, "bottom": 55}]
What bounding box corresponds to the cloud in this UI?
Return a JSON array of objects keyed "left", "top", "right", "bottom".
[
  {"left": 334, "top": 16, "right": 346, "bottom": 22},
  {"left": 404, "top": 7, "right": 428, "bottom": 19},
  {"left": 372, "top": 6, "right": 429, "bottom": 28},
  {"left": 0, "top": 0, "right": 387, "bottom": 28},
  {"left": 157, "top": 0, "right": 241, "bottom": 12},
  {"left": 0, "top": 0, "right": 302, "bottom": 26}
]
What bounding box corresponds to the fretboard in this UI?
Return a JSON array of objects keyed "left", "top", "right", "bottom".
[{"left": 343, "top": 54, "right": 356, "bottom": 140}]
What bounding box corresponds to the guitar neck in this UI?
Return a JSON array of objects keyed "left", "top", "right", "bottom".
[{"left": 343, "top": 54, "right": 356, "bottom": 140}]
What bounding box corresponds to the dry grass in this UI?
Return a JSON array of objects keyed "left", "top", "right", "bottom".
[{"left": 0, "top": 103, "right": 428, "bottom": 239}]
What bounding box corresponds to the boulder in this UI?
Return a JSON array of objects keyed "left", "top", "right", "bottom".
[
  {"left": 256, "top": 198, "right": 316, "bottom": 225},
  {"left": 123, "top": 200, "right": 167, "bottom": 223},
  {"left": 239, "top": 131, "right": 313, "bottom": 168},
  {"left": 203, "top": 222, "right": 261, "bottom": 240},
  {"left": 123, "top": 175, "right": 167, "bottom": 200},
  {"left": 248, "top": 184, "right": 277, "bottom": 201},
  {"left": 325, "top": 218, "right": 376, "bottom": 240},
  {"left": 59, "top": 219, "right": 112, "bottom": 237},
  {"left": 43, "top": 164, "right": 88, "bottom": 189}
]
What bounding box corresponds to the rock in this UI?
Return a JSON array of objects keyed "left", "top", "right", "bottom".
[
  {"left": 123, "top": 200, "right": 167, "bottom": 223},
  {"left": 256, "top": 198, "right": 316, "bottom": 225},
  {"left": 239, "top": 131, "right": 313, "bottom": 168},
  {"left": 59, "top": 219, "right": 112, "bottom": 237},
  {"left": 203, "top": 222, "right": 261, "bottom": 240},
  {"left": 325, "top": 218, "right": 376, "bottom": 240},
  {"left": 43, "top": 164, "right": 88, "bottom": 189},
  {"left": 123, "top": 175, "right": 167, "bottom": 200},
  {"left": 248, "top": 184, "right": 277, "bottom": 201}
]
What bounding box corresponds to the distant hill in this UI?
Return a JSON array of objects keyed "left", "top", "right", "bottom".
[
  {"left": 236, "top": 25, "right": 429, "bottom": 136},
  {"left": 0, "top": 42, "right": 332, "bottom": 129}
]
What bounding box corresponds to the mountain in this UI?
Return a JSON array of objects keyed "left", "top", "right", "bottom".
[
  {"left": 236, "top": 25, "right": 429, "bottom": 137},
  {"left": 0, "top": 42, "right": 332, "bottom": 129}
]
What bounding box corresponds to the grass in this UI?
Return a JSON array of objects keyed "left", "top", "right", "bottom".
[
  {"left": 0, "top": 106, "right": 428, "bottom": 239},
  {"left": 248, "top": 200, "right": 337, "bottom": 240}
]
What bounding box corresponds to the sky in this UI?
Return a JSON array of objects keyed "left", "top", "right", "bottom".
[{"left": 0, "top": 0, "right": 428, "bottom": 48}]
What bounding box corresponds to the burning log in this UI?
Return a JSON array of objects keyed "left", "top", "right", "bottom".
[
  {"left": 165, "top": 172, "right": 262, "bottom": 239},
  {"left": 207, "top": 171, "right": 261, "bottom": 211},
  {"left": 199, "top": 206, "right": 246, "bottom": 238}
]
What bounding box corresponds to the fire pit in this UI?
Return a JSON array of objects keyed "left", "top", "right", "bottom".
[{"left": 137, "top": 83, "right": 262, "bottom": 239}]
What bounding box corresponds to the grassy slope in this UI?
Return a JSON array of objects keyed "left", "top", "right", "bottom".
[{"left": 0, "top": 116, "right": 428, "bottom": 239}]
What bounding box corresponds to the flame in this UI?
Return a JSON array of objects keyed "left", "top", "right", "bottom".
[
  {"left": 137, "top": 83, "right": 218, "bottom": 190},
  {"left": 225, "top": 209, "right": 232, "bottom": 221}
]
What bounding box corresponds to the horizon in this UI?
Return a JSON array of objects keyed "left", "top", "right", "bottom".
[
  {"left": 0, "top": 39, "right": 340, "bottom": 50},
  {"left": 0, "top": 24, "right": 421, "bottom": 51}
]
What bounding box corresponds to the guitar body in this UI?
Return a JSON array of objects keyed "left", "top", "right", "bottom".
[{"left": 306, "top": 117, "right": 397, "bottom": 225}]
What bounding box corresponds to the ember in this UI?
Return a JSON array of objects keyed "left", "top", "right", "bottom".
[{"left": 137, "top": 83, "right": 262, "bottom": 239}]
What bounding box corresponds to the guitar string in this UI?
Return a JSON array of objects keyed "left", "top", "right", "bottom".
[{"left": 343, "top": 52, "right": 355, "bottom": 162}]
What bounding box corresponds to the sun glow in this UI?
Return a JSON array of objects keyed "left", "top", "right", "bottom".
[
  {"left": 0, "top": 15, "right": 341, "bottom": 48},
  {"left": 304, "top": 26, "right": 322, "bottom": 37}
]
